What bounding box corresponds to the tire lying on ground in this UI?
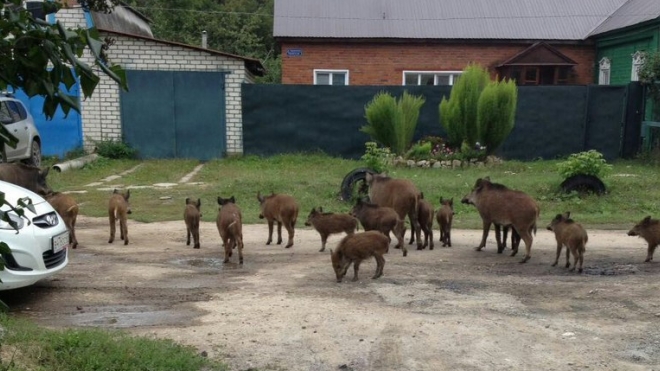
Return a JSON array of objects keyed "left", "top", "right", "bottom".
[
  {"left": 340, "top": 167, "right": 376, "bottom": 202},
  {"left": 560, "top": 174, "right": 606, "bottom": 195}
]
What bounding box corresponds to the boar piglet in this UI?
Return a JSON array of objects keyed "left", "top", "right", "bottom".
[
  {"left": 217, "top": 196, "right": 244, "bottom": 264},
  {"left": 184, "top": 198, "right": 201, "bottom": 249},
  {"left": 628, "top": 216, "right": 660, "bottom": 262},
  {"left": 408, "top": 192, "right": 434, "bottom": 250},
  {"left": 547, "top": 212, "right": 588, "bottom": 273},
  {"left": 45, "top": 192, "right": 79, "bottom": 249},
  {"left": 462, "top": 177, "right": 539, "bottom": 263},
  {"left": 304, "top": 207, "right": 358, "bottom": 252},
  {"left": 436, "top": 197, "right": 454, "bottom": 247},
  {"left": 366, "top": 173, "right": 422, "bottom": 250},
  {"left": 330, "top": 231, "right": 389, "bottom": 282},
  {"left": 108, "top": 189, "right": 131, "bottom": 245},
  {"left": 257, "top": 191, "right": 299, "bottom": 248},
  {"left": 350, "top": 198, "right": 406, "bottom": 256},
  {"left": 0, "top": 163, "right": 51, "bottom": 195}
]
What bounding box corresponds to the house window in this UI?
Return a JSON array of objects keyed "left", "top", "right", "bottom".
[
  {"left": 24, "top": 1, "right": 46, "bottom": 20},
  {"left": 314, "top": 70, "right": 349, "bottom": 86},
  {"left": 402, "top": 71, "right": 462, "bottom": 86},
  {"left": 598, "top": 57, "right": 611, "bottom": 85},
  {"left": 631, "top": 51, "right": 644, "bottom": 81}
]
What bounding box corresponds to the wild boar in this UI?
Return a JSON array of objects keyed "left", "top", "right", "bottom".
[
  {"left": 0, "top": 163, "right": 51, "bottom": 195},
  {"left": 627, "top": 216, "right": 660, "bottom": 262},
  {"left": 365, "top": 173, "right": 422, "bottom": 250},
  {"left": 257, "top": 191, "right": 299, "bottom": 248},
  {"left": 217, "top": 196, "right": 244, "bottom": 264},
  {"left": 461, "top": 177, "right": 539, "bottom": 263},
  {"left": 184, "top": 198, "right": 201, "bottom": 249},
  {"left": 108, "top": 189, "right": 131, "bottom": 245},
  {"left": 436, "top": 197, "right": 454, "bottom": 247},
  {"left": 304, "top": 207, "right": 358, "bottom": 252},
  {"left": 330, "top": 231, "right": 389, "bottom": 282},
  {"left": 44, "top": 192, "right": 79, "bottom": 249},
  {"left": 350, "top": 198, "right": 406, "bottom": 256},
  {"left": 547, "top": 212, "right": 588, "bottom": 273},
  {"left": 408, "top": 193, "right": 434, "bottom": 250}
]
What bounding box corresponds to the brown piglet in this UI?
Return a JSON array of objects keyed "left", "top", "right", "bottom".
[
  {"left": 304, "top": 207, "right": 358, "bottom": 252},
  {"left": 409, "top": 193, "right": 434, "bottom": 250},
  {"left": 257, "top": 191, "right": 299, "bottom": 248},
  {"left": 350, "top": 198, "right": 406, "bottom": 256},
  {"left": 547, "top": 212, "right": 588, "bottom": 273},
  {"left": 330, "top": 231, "right": 389, "bottom": 282},
  {"left": 45, "top": 192, "right": 79, "bottom": 249},
  {"left": 436, "top": 197, "right": 454, "bottom": 247},
  {"left": 628, "top": 216, "right": 660, "bottom": 262},
  {"left": 184, "top": 198, "right": 201, "bottom": 249},
  {"left": 217, "top": 196, "right": 244, "bottom": 264},
  {"left": 108, "top": 189, "right": 131, "bottom": 245}
]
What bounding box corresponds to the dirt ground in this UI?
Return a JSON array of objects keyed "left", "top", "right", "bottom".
[{"left": 2, "top": 215, "right": 660, "bottom": 371}]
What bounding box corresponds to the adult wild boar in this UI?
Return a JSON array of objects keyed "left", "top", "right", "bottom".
[
  {"left": 436, "top": 197, "right": 454, "bottom": 247},
  {"left": 257, "top": 191, "right": 299, "bottom": 248},
  {"left": 184, "top": 198, "right": 201, "bottom": 249},
  {"left": 0, "top": 163, "right": 51, "bottom": 195},
  {"left": 461, "top": 177, "right": 539, "bottom": 263},
  {"left": 304, "top": 207, "right": 358, "bottom": 252},
  {"left": 365, "top": 173, "right": 422, "bottom": 250},
  {"left": 350, "top": 198, "right": 406, "bottom": 256},
  {"left": 547, "top": 212, "right": 588, "bottom": 273},
  {"left": 330, "top": 231, "right": 389, "bottom": 282},
  {"left": 627, "top": 216, "right": 660, "bottom": 262},
  {"left": 44, "top": 192, "right": 79, "bottom": 249},
  {"left": 217, "top": 196, "right": 244, "bottom": 264}
]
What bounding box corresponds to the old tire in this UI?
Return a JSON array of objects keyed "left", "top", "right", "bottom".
[
  {"left": 340, "top": 167, "right": 375, "bottom": 202},
  {"left": 26, "top": 140, "right": 41, "bottom": 168},
  {"left": 560, "top": 174, "right": 606, "bottom": 195}
]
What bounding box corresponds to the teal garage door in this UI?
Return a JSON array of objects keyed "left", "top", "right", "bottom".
[{"left": 120, "top": 70, "right": 226, "bottom": 160}]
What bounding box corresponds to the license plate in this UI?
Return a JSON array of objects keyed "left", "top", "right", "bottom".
[{"left": 52, "top": 231, "right": 69, "bottom": 253}]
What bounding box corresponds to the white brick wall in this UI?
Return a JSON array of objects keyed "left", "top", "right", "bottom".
[{"left": 57, "top": 7, "right": 249, "bottom": 155}]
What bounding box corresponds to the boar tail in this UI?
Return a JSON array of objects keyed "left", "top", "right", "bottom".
[{"left": 66, "top": 204, "right": 79, "bottom": 213}]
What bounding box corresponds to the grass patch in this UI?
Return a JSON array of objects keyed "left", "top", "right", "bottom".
[
  {"left": 0, "top": 314, "right": 228, "bottom": 371},
  {"left": 43, "top": 153, "right": 660, "bottom": 228}
]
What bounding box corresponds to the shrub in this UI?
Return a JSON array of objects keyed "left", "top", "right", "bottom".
[
  {"left": 93, "top": 138, "right": 137, "bottom": 159},
  {"left": 360, "top": 141, "right": 393, "bottom": 173},
  {"left": 639, "top": 51, "right": 660, "bottom": 120},
  {"left": 477, "top": 78, "right": 518, "bottom": 154},
  {"left": 362, "top": 91, "right": 425, "bottom": 155},
  {"left": 404, "top": 141, "right": 432, "bottom": 160},
  {"left": 439, "top": 64, "right": 490, "bottom": 147},
  {"left": 557, "top": 150, "right": 612, "bottom": 179}
]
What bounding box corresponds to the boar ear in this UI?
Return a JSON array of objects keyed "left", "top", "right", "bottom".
[
  {"left": 318, "top": 206, "right": 323, "bottom": 213},
  {"left": 125, "top": 189, "right": 130, "bottom": 200},
  {"left": 483, "top": 176, "right": 491, "bottom": 181},
  {"left": 439, "top": 196, "right": 444, "bottom": 203},
  {"left": 217, "top": 197, "right": 222, "bottom": 205},
  {"left": 449, "top": 198, "right": 454, "bottom": 206},
  {"left": 365, "top": 172, "right": 373, "bottom": 183},
  {"left": 563, "top": 211, "right": 571, "bottom": 219},
  {"left": 186, "top": 197, "right": 191, "bottom": 205},
  {"left": 41, "top": 167, "right": 50, "bottom": 177},
  {"left": 230, "top": 196, "right": 235, "bottom": 203},
  {"left": 197, "top": 198, "right": 201, "bottom": 207},
  {"left": 113, "top": 188, "right": 118, "bottom": 194},
  {"left": 643, "top": 216, "right": 652, "bottom": 224},
  {"left": 257, "top": 191, "right": 264, "bottom": 203},
  {"left": 329, "top": 249, "right": 333, "bottom": 255},
  {"left": 420, "top": 192, "right": 424, "bottom": 200}
]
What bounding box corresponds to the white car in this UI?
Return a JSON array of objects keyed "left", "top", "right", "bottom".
[
  {"left": 0, "top": 94, "right": 42, "bottom": 167},
  {"left": 0, "top": 180, "right": 68, "bottom": 290}
]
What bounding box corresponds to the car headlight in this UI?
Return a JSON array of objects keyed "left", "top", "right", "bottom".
[{"left": 0, "top": 212, "right": 25, "bottom": 230}]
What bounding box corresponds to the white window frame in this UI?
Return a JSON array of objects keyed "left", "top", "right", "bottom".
[
  {"left": 631, "top": 51, "right": 645, "bottom": 81},
  {"left": 313, "top": 69, "right": 349, "bottom": 86},
  {"left": 598, "top": 57, "right": 611, "bottom": 85},
  {"left": 402, "top": 71, "right": 463, "bottom": 86}
]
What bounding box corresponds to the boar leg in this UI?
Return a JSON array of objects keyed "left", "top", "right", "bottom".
[
  {"left": 266, "top": 220, "right": 274, "bottom": 245},
  {"left": 193, "top": 227, "right": 200, "bottom": 249},
  {"left": 276, "top": 221, "right": 283, "bottom": 244},
  {"left": 237, "top": 236, "right": 244, "bottom": 264},
  {"left": 577, "top": 246, "right": 584, "bottom": 273},
  {"left": 223, "top": 243, "right": 231, "bottom": 263},
  {"left": 551, "top": 242, "right": 562, "bottom": 267},
  {"left": 494, "top": 225, "right": 504, "bottom": 253},
  {"left": 569, "top": 246, "right": 578, "bottom": 271},
  {"left": 319, "top": 233, "right": 328, "bottom": 252},
  {"left": 427, "top": 225, "right": 434, "bottom": 250},
  {"left": 518, "top": 228, "right": 533, "bottom": 263},
  {"left": 645, "top": 243, "right": 657, "bottom": 262},
  {"left": 352, "top": 260, "right": 362, "bottom": 281},
  {"left": 408, "top": 212, "right": 423, "bottom": 250},
  {"left": 565, "top": 245, "right": 571, "bottom": 268},
  {"left": 476, "top": 221, "right": 492, "bottom": 251},
  {"left": 393, "top": 227, "right": 407, "bottom": 257},
  {"left": 447, "top": 225, "right": 452, "bottom": 247},
  {"left": 186, "top": 225, "right": 191, "bottom": 246},
  {"left": 69, "top": 218, "right": 78, "bottom": 249},
  {"left": 284, "top": 221, "right": 295, "bottom": 248},
  {"left": 121, "top": 216, "right": 129, "bottom": 245},
  {"left": 408, "top": 225, "right": 415, "bottom": 245},
  {"left": 108, "top": 211, "right": 116, "bottom": 243},
  {"left": 373, "top": 254, "right": 385, "bottom": 279}
]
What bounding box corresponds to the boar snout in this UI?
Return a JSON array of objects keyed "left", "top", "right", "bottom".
[
  {"left": 460, "top": 197, "right": 471, "bottom": 204},
  {"left": 258, "top": 213, "right": 264, "bottom": 219},
  {"left": 547, "top": 225, "right": 553, "bottom": 231},
  {"left": 627, "top": 230, "right": 638, "bottom": 236},
  {"left": 127, "top": 209, "right": 132, "bottom": 215}
]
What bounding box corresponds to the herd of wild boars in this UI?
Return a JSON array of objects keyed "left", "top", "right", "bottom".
[{"left": 2, "top": 162, "right": 660, "bottom": 281}]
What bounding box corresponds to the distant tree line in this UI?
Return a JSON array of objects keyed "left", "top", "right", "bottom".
[{"left": 123, "top": 0, "right": 280, "bottom": 83}]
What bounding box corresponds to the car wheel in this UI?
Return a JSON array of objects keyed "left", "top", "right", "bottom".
[{"left": 27, "top": 141, "right": 41, "bottom": 168}]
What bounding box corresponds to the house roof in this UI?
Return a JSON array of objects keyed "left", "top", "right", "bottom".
[
  {"left": 589, "top": 0, "right": 660, "bottom": 36},
  {"left": 274, "top": 0, "right": 659, "bottom": 41}
]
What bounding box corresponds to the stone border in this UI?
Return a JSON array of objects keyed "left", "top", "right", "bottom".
[{"left": 392, "top": 155, "right": 504, "bottom": 169}]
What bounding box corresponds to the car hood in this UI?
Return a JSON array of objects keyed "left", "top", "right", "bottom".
[{"left": 0, "top": 180, "right": 47, "bottom": 210}]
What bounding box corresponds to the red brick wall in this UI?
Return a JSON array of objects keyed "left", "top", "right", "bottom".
[{"left": 281, "top": 42, "right": 596, "bottom": 85}]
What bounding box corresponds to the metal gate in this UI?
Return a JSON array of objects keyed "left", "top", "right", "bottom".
[{"left": 120, "top": 70, "right": 226, "bottom": 160}]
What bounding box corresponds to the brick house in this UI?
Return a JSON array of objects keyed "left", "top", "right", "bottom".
[
  {"left": 24, "top": 0, "right": 263, "bottom": 158},
  {"left": 274, "top": 0, "right": 658, "bottom": 87}
]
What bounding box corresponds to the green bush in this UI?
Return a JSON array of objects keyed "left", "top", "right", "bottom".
[
  {"left": 639, "top": 51, "right": 660, "bottom": 120},
  {"left": 439, "top": 64, "right": 490, "bottom": 147},
  {"left": 93, "top": 139, "right": 137, "bottom": 159},
  {"left": 477, "top": 78, "right": 518, "bottom": 154},
  {"left": 360, "top": 141, "right": 393, "bottom": 173},
  {"left": 362, "top": 91, "right": 425, "bottom": 155},
  {"left": 557, "top": 150, "right": 613, "bottom": 179},
  {"left": 404, "top": 141, "right": 432, "bottom": 160}
]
